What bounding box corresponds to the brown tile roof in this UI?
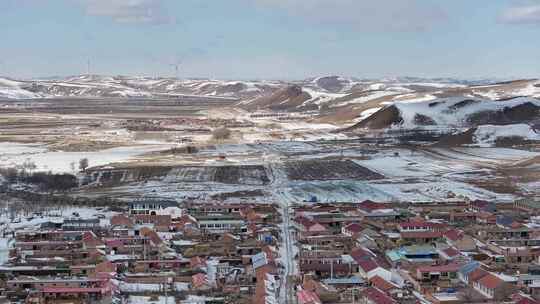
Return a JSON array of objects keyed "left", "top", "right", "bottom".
[
  {"left": 417, "top": 263, "right": 462, "bottom": 273},
  {"left": 401, "top": 231, "right": 443, "bottom": 239},
  {"left": 82, "top": 231, "right": 104, "bottom": 248},
  {"left": 370, "top": 276, "right": 398, "bottom": 292},
  {"left": 134, "top": 214, "right": 171, "bottom": 227},
  {"left": 139, "top": 227, "right": 163, "bottom": 246},
  {"left": 441, "top": 247, "right": 461, "bottom": 258},
  {"left": 190, "top": 256, "right": 206, "bottom": 269},
  {"left": 110, "top": 215, "right": 133, "bottom": 227},
  {"left": 297, "top": 289, "right": 322, "bottom": 304},
  {"left": 399, "top": 221, "right": 446, "bottom": 229},
  {"left": 344, "top": 223, "right": 363, "bottom": 234},
  {"left": 478, "top": 273, "right": 504, "bottom": 289},
  {"left": 468, "top": 268, "right": 489, "bottom": 283},
  {"left": 443, "top": 229, "right": 464, "bottom": 241}
]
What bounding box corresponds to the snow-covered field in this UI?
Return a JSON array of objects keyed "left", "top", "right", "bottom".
[
  {"left": 0, "top": 142, "right": 175, "bottom": 173},
  {"left": 0, "top": 206, "right": 119, "bottom": 231},
  {"left": 473, "top": 124, "right": 540, "bottom": 147},
  {"left": 128, "top": 296, "right": 175, "bottom": 304}
]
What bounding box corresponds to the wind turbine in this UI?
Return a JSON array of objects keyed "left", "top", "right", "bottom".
[
  {"left": 170, "top": 62, "right": 181, "bottom": 80},
  {"left": 86, "top": 59, "right": 91, "bottom": 76}
]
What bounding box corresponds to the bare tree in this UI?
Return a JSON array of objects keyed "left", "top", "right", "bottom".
[
  {"left": 79, "top": 158, "right": 89, "bottom": 172},
  {"left": 22, "top": 159, "right": 37, "bottom": 175},
  {"left": 1, "top": 167, "right": 18, "bottom": 183},
  {"left": 212, "top": 127, "right": 232, "bottom": 141}
]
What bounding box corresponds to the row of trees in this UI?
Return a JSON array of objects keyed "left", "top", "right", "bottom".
[
  {"left": 0, "top": 167, "right": 78, "bottom": 193},
  {"left": 0, "top": 158, "right": 90, "bottom": 193}
]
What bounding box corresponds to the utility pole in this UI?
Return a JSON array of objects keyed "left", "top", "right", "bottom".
[{"left": 330, "top": 258, "right": 333, "bottom": 279}]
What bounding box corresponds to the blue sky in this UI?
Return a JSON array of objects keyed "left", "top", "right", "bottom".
[{"left": 1, "top": 0, "right": 539, "bottom": 79}]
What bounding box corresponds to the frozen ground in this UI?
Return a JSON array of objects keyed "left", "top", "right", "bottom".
[
  {"left": 354, "top": 147, "right": 538, "bottom": 179},
  {"left": 0, "top": 142, "right": 175, "bottom": 173},
  {"left": 0, "top": 206, "right": 119, "bottom": 231},
  {"left": 0, "top": 238, "right": 11, "bottom": 265},
  {"left": 473, "top": 124, "right": 540, "bottom": 147},
  {"left": 128, "top": 296, "right": 175, "bottom": 304},
  {"left": 71, "top": 141, "right": 538, "bottom": 204}
]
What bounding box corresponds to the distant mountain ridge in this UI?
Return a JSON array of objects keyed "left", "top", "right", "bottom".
[
  {"left": 0, "top": 74, "right": 512, "bottom": 101},
  {"left": 1, "top": 75, "right": 539, "bottom": 134}
]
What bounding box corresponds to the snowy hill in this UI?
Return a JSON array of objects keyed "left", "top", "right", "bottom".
[
  {"left": 348, "top": 97, "right": 540, "bottom": 130},
  {"left": 2, "top": 75, "right": 539, "bottom": 132},
  {"left": 473, "top": 124, "right": 540, "bottom": 146},
  {"left": 0, "top": 77, "right": 44, "bottom": 99},
  {"left": 0, "top": 75, "right": 284, "bottom": 100},
  {"left": 0, "top": 75, "right": 521, "bottom": 102}
]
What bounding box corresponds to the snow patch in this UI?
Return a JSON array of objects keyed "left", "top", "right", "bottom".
[{"left": 473, "top": 124, "right": 540, "bottom": 147}]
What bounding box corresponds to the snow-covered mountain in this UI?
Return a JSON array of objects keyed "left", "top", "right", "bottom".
[
  {"left": 342, "top": 95, "right": 540, "bottom": 147},
  {"left": 348, "top": 97, "right": 540, "bottom": 130}
]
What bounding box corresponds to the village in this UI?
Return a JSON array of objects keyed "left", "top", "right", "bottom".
[
  {"left": 0, "top": 195, "right": 539, "bottom": 304},
  {"left": 2, "top": 0, "right": 540, "bottom": 303}
]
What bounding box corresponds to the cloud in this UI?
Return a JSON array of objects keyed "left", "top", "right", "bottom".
[
  {"left": 81, "top": 0, "right": 170, "bottom": 24},
  {"left": 252, "top": 0, "right": 447, "bottom": 32},
  {"left": 500, "top": 3, "right": 540, "bottom": 25}
]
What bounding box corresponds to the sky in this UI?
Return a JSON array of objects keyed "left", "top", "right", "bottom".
[{"left": 0, "top": 0, "right": 539, "bottom": 80}]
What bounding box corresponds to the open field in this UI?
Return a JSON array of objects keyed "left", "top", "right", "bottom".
[{"left": 0, "top": 96, "right": 538, "bottom": 204}]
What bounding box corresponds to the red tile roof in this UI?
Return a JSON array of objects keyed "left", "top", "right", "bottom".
[
  {"left": 443, "top": 229, "right": 463, "bottom": 241},
  {"left": 363, "top": 287, "right": 397, "bottom": 304},
  {"left": 512, "top": 294, "right": 540, "bottom": 304},
  {"left": 82, "top": 231, "right": 104, "bottom": 248},
  {"left": 344, "top": 223, "right": 363, "bottom": 234},
  {"left": 308, "top": 223, "right": 327, "bottom": 233},
  {"left": 192, "top": 273, "right": 208, "bottom": 289},
  {"left": 351, "top": 247, "right": 375, "bottom": 262},
  {"left": 358, "top": 201, "right": 390, "bottom": 212},
  {"left": 297, "top": 289, "right": 322, "bottom": 304},
  {"left": 357, "top": 258, "right": 379, "bottom": 273}
]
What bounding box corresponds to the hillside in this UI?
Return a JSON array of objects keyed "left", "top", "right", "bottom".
[
  {"left": 0, "top": 75, "right": 284, "bottom": 100},
  {"left": 2, "top": 76, "right": 539, "bottom": 138}
]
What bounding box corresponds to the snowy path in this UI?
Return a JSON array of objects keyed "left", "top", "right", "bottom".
[
  {"left": 269, "top": 162, "right": 298, "bottom": 304},
  {"left": 0, "top": 238, "right": 12, "bottom": 265}
]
